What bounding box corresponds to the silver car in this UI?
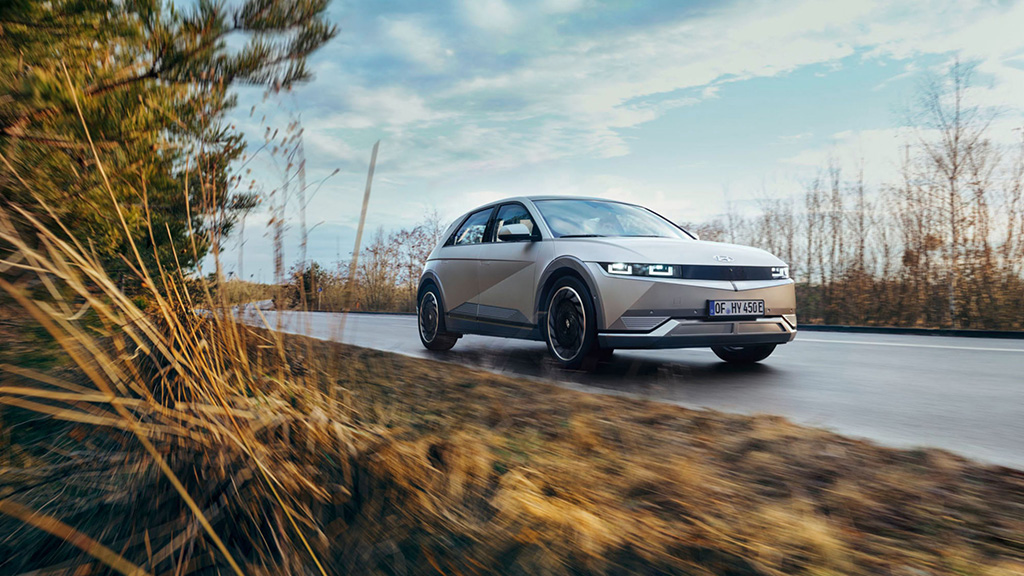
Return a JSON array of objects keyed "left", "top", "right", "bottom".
[{"left": 417, "top": 196, "right": 796, "bottom": 368}]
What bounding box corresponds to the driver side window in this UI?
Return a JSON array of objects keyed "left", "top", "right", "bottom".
[{"left": 492, "top": 203, "right": 536, "bottom": 242}]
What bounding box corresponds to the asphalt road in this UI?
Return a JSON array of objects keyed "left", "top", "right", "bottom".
[{"left": 250, "top": 310, "right": 1024, "bottom": 469}]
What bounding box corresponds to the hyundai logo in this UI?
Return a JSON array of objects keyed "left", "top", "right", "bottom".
[{"left": 713, "top": 255, "right": 734, "bottom": 263}]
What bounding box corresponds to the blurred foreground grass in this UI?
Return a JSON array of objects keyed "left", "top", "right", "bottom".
[{"left": 3, "top": 319, "right": 1024, "bottom": 574}]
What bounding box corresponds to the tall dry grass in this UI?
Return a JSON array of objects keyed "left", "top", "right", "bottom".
[
  {"left": 0, "top": 185, "right": 371, "bottom": 574},
  {"left": 0, "top": 72, "right": 369, "bottom": 574}
]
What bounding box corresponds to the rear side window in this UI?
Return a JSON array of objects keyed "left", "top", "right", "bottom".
[
  {"left": 451, "top": 208, "right": 492, "bottom": 245},
  {"left": 492, "top": 203, "right": 537, "bottom": 242}
]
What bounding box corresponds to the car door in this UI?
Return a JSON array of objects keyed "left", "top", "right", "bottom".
[
  {"left": 476, "top": 202, "right": 549, "bottom": 330},
  {"left": 432, "top": 207, "right": 492, "bottom": 328}
]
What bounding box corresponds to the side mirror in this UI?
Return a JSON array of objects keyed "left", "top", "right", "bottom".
[{"left": 497, "top": 223, "right": 535, "bottom": 242}]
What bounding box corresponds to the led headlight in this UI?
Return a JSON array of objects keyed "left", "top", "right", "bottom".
[
  {"left": 603, "top": 263, "right": 677, "bottom": 277},
  {"left": 646, "top": 264, "right": 675, "bottom": 276},
  {"left": 771, "top": 266, "right": 790, "bottom": 279}
]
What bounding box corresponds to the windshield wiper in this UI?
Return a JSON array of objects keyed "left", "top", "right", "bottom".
[{"left": 559, "top": 234, "right": 606, "bottom": 238}]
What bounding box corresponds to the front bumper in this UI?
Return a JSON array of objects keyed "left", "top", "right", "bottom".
[
  {"left": 598, "top": 315, "right": 797, "bottom": 349},
  {"left": 587, "top": 262, "right": 797, "bottom": 349}
]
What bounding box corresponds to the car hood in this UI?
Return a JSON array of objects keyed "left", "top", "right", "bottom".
[{"left": 555, "top": 237, "right": 787, "bottom": 267}]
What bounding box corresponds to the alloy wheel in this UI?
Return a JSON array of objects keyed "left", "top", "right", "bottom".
[
  {"left": 547, "top": 286, "right": 586, "bottom": 361},
  {"left": 419, "top": 292, "right": 439, "bottom": 344}
]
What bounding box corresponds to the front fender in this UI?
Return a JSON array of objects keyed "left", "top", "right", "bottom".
[
  {"left": 535, "top": 256, "right": 606, "bottom": 330},
  {"left": 418, "top": 270, "right": 446, "bottom": 310}
]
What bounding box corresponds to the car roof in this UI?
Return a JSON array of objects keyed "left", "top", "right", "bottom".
[
  {"left": 468, "top": 195, "right": 636, "bottom": 211},
  {"left": 445, "top": 195, "right": 697, "bottom": 240}
]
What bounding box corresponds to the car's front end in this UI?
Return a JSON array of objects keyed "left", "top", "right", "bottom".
[{"left": 557, "top": 237, "right": 797, "bottom": 350}]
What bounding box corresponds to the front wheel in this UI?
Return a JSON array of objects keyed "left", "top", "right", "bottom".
[
  {"left": 543, "top": 276, "right": 599, "bottom": 369},
  {"left": 711, "top": 344, "right": 776, "bottom": 364},
  {"left": 418, "top": 286, "right": 458, "bottom": 351}
]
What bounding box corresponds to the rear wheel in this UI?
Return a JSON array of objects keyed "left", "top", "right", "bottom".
[
  {"left": 418, "top": 286, "right": 458, "bottom": 351},
  {"left": 543, "top": 276, "right": 598, "bottom": 369},
  {"left": 711, "top": 344, "right": 776, "bottom": 364}
]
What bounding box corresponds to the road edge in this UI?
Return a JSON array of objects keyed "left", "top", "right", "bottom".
[{"left": 798, "top": 324, "right": 1024, "bottom": 339}]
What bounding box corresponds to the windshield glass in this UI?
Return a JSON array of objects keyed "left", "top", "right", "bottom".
[{"left": 534, "top": 199, "right": 691, "bottom": 239}]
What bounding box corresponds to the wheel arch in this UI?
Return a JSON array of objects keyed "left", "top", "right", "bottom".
[
  {"left": 417, "top": 272, "right": 446, "bottom": 312},
  {"left": 535, "top": 257, "right": 605, "bottom": 329}
]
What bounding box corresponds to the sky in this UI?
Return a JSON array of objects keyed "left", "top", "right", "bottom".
[{"left": 218, "top": 0, "right": 1024, "bottom": 281}]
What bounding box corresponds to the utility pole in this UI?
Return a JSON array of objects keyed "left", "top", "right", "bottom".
[{"left": 339, "top": 140, "right": 380, "bottom": 337}]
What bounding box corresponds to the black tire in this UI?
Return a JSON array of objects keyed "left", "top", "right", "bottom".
[
  {"left": 418, "top": 285, "right": 458, "bottom": 351},
  {"left": 711, "top": 344, "right": 776, "bottom": 364},
  {"left": 543, "top": 276, "right": 599, "bottom": 369}
]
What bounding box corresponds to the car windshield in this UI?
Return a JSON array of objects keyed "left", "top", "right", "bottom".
[{"left": 534, "top": 199, "right": 691, "bottom": 239}]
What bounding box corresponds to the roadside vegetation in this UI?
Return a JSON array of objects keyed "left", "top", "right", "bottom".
[
  {"left": 689, "top": 62, "right": 1024, "bottom": 330},
  {"left": 274, "top": 216, "right": 446, "bottom": 314}
]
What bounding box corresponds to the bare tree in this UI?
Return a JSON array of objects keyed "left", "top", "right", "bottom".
[
  {"left": 358, "top": 227, "right": 402, "bottom": 311},
  {"left": 914, "top": 60, "right": 995, "bottom": 327},
  {"left": 1005, "top": 130, "right": 1024, "bottom": 277}
]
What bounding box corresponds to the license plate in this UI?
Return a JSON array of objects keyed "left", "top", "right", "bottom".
[{"left": 708, "top": 299, "right": 765, "bottom": 317}]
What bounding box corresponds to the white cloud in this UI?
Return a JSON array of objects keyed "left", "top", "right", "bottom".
[
  {"left": 783, "top": 128, "right": 911, "bottom": 182},
  {"left": 860, "top": 0, "right": 1024, "bottom": 61},
  {"left": 381, "top": 17, "right": 451, "bottom": 71},
  {"left": 302, "top": 129, "right": 363, "bottom": 166},
  {"left": 322, "top": 85, "right": 451, "bottom": 131},
  {"left": 872, "top": 62, "right": 918, "bottom": 92},
  {"left": 859, "top": 0, "right": 1024, "bottom": 116},
  {"left": 779, "top": 132, "right": 813, "bottom": 143},
  {"left": 969, "top": 57, "right": 1024, "bottom": 111},
  {"left": 539, "top": 0, "right": 587, "bottom": 14},
  {"left": 778, "top": 117, "right": 1024, "bottom": 192},
  {"left": 462, "top": 0, "right": 520, "bottom": 32}
]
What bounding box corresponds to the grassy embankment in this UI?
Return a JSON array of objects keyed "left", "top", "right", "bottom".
[{"left": 2, "top": 313, "right": 1024, "bottom": 574}]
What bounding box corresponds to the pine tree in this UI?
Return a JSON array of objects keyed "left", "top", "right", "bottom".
[{"left": 0, "top": 0, "right": 336, "bottom": 276}]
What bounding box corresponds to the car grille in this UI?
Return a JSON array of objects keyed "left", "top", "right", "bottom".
[{"left": 678, "top": 266, "right": 778, "bottom": 281}]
